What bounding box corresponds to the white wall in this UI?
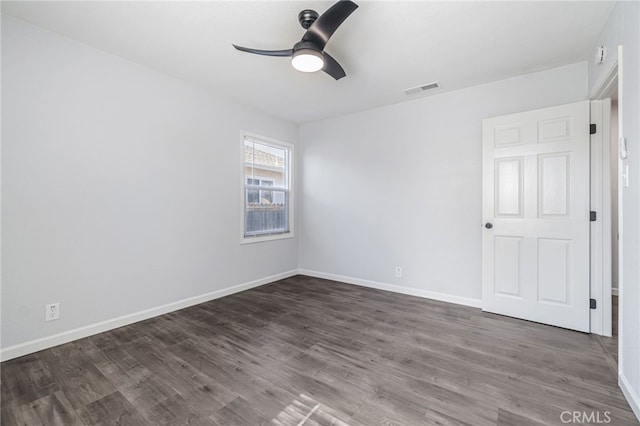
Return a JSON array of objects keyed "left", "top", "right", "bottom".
[
  {"left": 299, "top": 63, "right": 588, "bottom": 304},
  {"left": 589, "top": 1, "right": 640, "bottom": 419},
  {"left": 1, "top": 16, "right": 298, "bottom": 358}
]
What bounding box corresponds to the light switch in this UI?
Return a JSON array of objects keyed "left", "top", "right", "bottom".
[{"left": 622, "top": 165, "right": 630, "bottom": 188}]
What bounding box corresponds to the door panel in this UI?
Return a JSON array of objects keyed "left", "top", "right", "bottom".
[
  {"left": 537, "top": 238, "right": 570, "bottom": 304},
  {"left": 495, "top": 158, "right": 523, "bottom": 216},
  {"left": 494, "top": 125, "right": 523, "bottom": 147},
  {"left": 538, "top": 117, "right": 572, "bottom": 143},
  {"left": 482, "top": 101, "right": 590, "bottom": 332},
  {"left": 539, "top": 153, "right": 570, "bottom": 216},
  {"left": 494, "top": 236, "right": 523, "bottom": 298}
]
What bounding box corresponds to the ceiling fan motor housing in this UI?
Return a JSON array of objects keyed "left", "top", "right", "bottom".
[
  {"left": 293, "top": 40, "right": 321, "bottom": 53},
  {"left": 298, "top": 9, "right": 319, "bottom": 29}
]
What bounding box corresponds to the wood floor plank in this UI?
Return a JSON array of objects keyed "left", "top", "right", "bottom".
[
  {"left": 1, "top": 354, "right": 59, "bottom": 407},
  {"left": 77, "top": 391, "right": 150, "bottom": 426},
  {"left": 28, "top": 391, "right": 85, "bottom": 426},
  {"left": 1, "top": 275, "right": 636, "bottom": 425},
  {"left": 7, "top": 401, "right": 46, "bottom": 426},
  {"left": 210, "top": 396, "right": 265, "bottom": 426},
  {"left": 496, "top": 408, "right": 547, "bottom": 426}
]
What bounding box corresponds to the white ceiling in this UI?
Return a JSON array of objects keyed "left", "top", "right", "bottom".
[{"left": 2, "top": 1, "right": 615, "bottom": 123}]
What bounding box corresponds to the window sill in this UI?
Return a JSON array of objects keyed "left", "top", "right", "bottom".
[{"left": 241, "top": 232, "right": 294, "bottom": 245}]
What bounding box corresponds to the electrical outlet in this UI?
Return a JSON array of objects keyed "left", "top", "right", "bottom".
[
  {"left": 395, "top": 267, "right": 402, "bottom": 278},
  {"left": 45, "top": 303, "right": 60, "bottom": 322}
]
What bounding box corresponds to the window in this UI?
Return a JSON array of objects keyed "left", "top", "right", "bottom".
[{"left": 242, "top": 133, "right": 293, "bottom": 242}]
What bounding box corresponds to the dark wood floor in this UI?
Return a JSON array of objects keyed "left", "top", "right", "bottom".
[{"left": 2, "top": 276, "right": 636, "bottom": 425}]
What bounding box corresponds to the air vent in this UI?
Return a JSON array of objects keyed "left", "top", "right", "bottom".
[{"left": 403, "top": 81, "right": 440, "bottom": 96}]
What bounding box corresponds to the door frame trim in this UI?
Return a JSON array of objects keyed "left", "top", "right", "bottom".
[
  {"left": 589, "top": 47, "right": 621, "bottom": 338},
  {"left": 589, "top": 99, "right": 612, "bottom": 336}
]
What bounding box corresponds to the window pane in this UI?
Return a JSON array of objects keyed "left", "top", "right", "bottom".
[
  {"left": 247, "top": 189, "right": 259, "bottom": 204},
  {"left": 252, "top": 142, "right": 286, "bottom": 172},
  {"left": 245, "top": 178, "right": 260, "bottom": 203},
  {"left": 245, "top": 190, "right": 289, "bottom": 236}
]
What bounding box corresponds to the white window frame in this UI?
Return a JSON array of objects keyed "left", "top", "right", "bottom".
[{"left": 240, "top": 131, "right": 294, "bottom": 244}]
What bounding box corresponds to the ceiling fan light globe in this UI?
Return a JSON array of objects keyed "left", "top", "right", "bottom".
[{"left": 291, "top": 49, "right": 324, "bottom": 72}]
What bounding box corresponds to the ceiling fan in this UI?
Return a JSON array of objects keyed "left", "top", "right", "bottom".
[{"left": 232, "top": 0, "right": 358, "bottom": 80}]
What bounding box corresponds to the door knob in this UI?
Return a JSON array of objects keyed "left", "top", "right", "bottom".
[{"left": 485, "top": 223, "right": 493, "bottom": 229}]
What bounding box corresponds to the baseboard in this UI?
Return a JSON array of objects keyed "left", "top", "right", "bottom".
[
  {"left": 298, "top": 269, "right": 482, "bottom": 309},
  {"left": 620, "top": 372, "right": 640, "bottom": 421},
  {"left": 612, "top": 287, "right": 619, "bottom": 296},
  {"left": 0, "top": 270, "right": 298, "bottom": 362}
]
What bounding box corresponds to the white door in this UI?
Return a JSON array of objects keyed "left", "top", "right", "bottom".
[{"left": 482, "top": 101, "right": 590, "bottom": 332}]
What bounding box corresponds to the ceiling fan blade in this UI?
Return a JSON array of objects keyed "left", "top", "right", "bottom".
[
  {"left": 302, "top": 0, "right": 358, "bottom": 50},
  {"left": 232, "top": 45, "right": 293, "bottom": 57},
  {"left": 322, "top": 52, "right": 346, "bottom": 80}
]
